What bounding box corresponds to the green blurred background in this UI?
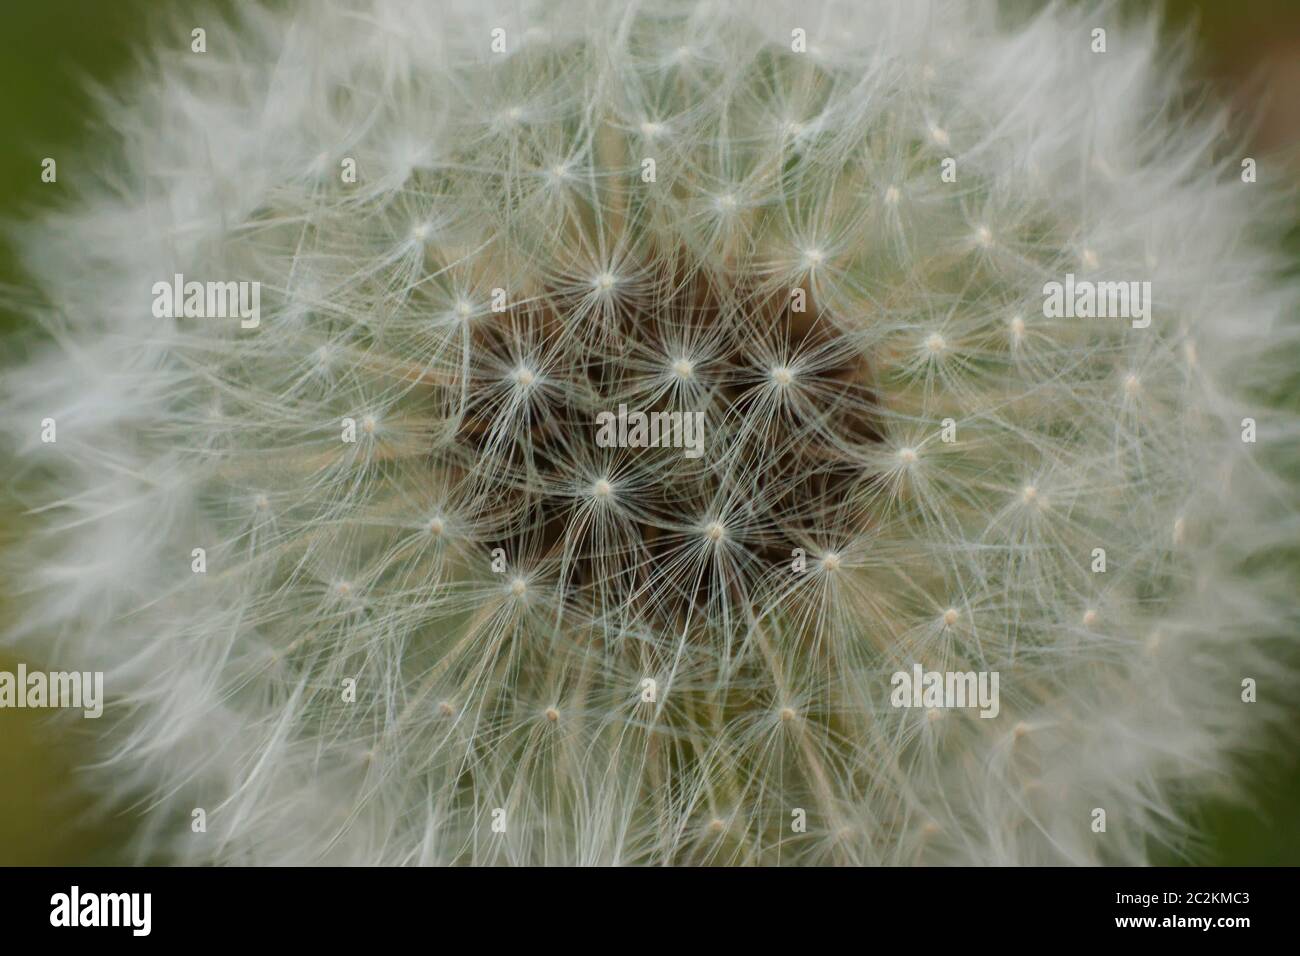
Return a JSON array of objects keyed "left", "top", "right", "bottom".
[{"left": 0, "top": 0, "right": 1297, "bottom": 865}]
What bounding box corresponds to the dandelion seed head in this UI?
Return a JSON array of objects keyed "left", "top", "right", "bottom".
[{"left": 3, "top": 0, "right": 1295, "bottom": 869}]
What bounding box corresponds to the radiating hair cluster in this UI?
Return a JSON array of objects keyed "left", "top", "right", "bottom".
[{"left": 2, "top": 0, "right": 1296, "bottom": 865}]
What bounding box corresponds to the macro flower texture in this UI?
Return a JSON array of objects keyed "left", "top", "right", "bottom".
[{"left": 2, "top": 0, "right": 1296, "bottom": 867}]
